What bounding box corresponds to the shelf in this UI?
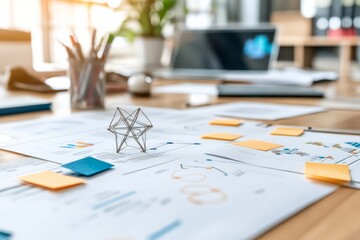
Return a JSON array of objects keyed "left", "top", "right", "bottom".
[{"left": 276, "top": 36, "right": 360, "bottom": 79}]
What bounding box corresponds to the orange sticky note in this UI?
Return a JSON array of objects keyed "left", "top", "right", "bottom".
[
  {"left": 19, "top": 171, "right": 85, "bottom": 190},
  {"left": 234, "top": 140, "right": 283, "bottom": 151},
  {"left": 201, "top": 132, "right": 242, "bottom": 141},
  {"left": 209, "top": 119, "right": 243, "bottom": 127},
  {"left": 305, "top": 162, "right": 351, "bottom": 183},
  {"left": 271, "top": 128, "right": 304, "bottom": 136}
]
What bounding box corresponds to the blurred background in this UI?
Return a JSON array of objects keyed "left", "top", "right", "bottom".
[{"left": 1, "top": 0, "right": 360, "bottom": 79}]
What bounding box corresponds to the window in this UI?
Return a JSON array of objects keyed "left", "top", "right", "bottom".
[
  {"left": 0, "top": 0, "right": 124, "bottom": 66},
  {"left": 185, "top": 0, "right": 214, "bottom": 28}
]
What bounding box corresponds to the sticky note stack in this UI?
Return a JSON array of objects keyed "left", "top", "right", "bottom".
[
  {"left": 305, "top": 162, "right": 351, "bottom": 184},
  {"left": 201, "top": 133, "right": 242, "bottom": 141},
  {"left": 209, "top": 119, "right": 243, "bottom": 127},
  {"left": 271, "top": 128, "right": 304, "bottom": 137},
  {"left": 234, "top": 140, "right": 283, "bottom": 151},
  {"left": 19, "top": 171, "right": 85, "bottom": 191}
]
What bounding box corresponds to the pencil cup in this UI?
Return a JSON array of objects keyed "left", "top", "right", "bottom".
[{"left": 69, "top": 59, "right": 106, "bottom": 110}]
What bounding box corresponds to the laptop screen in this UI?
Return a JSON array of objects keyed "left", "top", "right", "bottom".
[{"left": 171, "top": 27, "right": 276, "bottom": 71}]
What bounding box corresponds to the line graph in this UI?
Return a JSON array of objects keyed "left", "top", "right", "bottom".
[
  {"left": 149, "top": 141, "right": 201, "bottom": 151},
  {"left": 180, "top": 164, "right": 228, "bottom": 176}
]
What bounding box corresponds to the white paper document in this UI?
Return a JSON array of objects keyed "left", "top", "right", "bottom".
[
  {"left": 0, "top": 112, "right": 102, "bottom": 140},
  {"left": 223, "top": 68, "right": 338, "bottom": 86},
  {"left": 0, "top": 106, "right": 180, "bottom": 140},
  {"left": 185, "top": 101, "right": 326, "bottom": 120},
  {"left": 0, "top": 157, "right": 59, "bottom": 190},
  {"left": 153, "top": 83, "right": 218, "bottom": 95},
  {"left": 0, "top": 105, "right": 355, "bottom": 239},
  {"left": 206, "top": 125, "right": 360, "bottom": 187},
  {"left": 0, "top": 107, "right": 234, "bottom": 169},
  {"left": 0, "top": 155, "right": 335, "bottom": 240},
  {"left": 0, "top": 157, "right": 58, "bottom": 182}
]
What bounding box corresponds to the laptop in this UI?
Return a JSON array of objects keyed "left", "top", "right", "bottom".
[{"left": 153, "top": 25, "right": 277, "bottom": 79}]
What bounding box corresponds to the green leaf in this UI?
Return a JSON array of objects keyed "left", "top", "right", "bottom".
[
  {"left": 114, "top": 27, "right": 136, "bottom": 42},
  {"left": 118, "top": 0, "right": 176, "bottom": 38}
]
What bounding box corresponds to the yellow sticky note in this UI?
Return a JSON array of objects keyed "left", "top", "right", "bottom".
[
  {"left": 209, "top": 119, "right": 243, "bottom": 127},
  {"left": 271, "top": 128, "right": 304, "bottom": 136},
  {"left": 201, "top": 132, "right": 242, "bottom": 141},
  {"left": 19, "top": 171, "right": 85, "bottom": 190},
  {"left": 234, "top": 140, "right": 283, "bottom": 151},
  {"left": 305, "top": 162, "right": 351, "bottom": 183}
]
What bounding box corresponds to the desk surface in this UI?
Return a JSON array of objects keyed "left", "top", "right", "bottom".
[{"left": 1, "top": 80, "right": 360, "bottom": 239}]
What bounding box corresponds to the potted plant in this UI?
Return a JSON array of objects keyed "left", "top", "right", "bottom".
[{"left": 115, "top": 0, "right": 177, "bottom": 66}]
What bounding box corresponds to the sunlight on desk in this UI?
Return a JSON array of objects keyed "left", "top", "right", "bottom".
[{"left": 1, "top": 0, "right": 360, "bottom": 239}]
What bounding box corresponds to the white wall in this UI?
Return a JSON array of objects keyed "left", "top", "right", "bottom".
[{"left": 0, "top": 41, "right": 32, "bottom": 73}]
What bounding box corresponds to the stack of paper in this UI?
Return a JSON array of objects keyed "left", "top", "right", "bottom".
[
  {"left": 224, "top": 67, "right": 338, "bottom": 86},
  {"left": 0, "top": 105, "right": 357, "bottom": 239}
]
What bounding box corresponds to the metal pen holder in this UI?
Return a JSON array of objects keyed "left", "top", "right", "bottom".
[{"left": 69, "top": 59, "right": 106, "bottom": 110}]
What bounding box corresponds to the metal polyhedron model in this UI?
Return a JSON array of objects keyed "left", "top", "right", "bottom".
[{"left": 108, "top": 108, "right": 153, "bottom": 153}]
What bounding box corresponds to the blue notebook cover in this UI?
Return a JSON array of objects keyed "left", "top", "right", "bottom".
[{"left": 0, "top": 96, "right": 52, "bottom": 116}]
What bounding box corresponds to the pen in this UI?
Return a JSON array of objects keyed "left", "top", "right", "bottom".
[
  {"left": 100, "top": 33, "right": 115, "bottom": 60},
  {"left": 89, "top": 29, "right": 97, "bottom": 58},
  {"left": 265, "top": 124, "right": 360, "bottom": 135},
  {"left": 69, "top": 34, "right": 84, "bottom": 60},
  {"left": 95, "top": 37, "right": 104, "bottom": 58},
  {"left": 305, "top": 127, "right": 360, "bottom": 135},
  {"left": 57, "top": 40, "right": 75, "bottom": 59}
]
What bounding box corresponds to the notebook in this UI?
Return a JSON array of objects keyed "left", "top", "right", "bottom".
[{"left": 0, "top": 96, "right": 52, "bottom": 116}]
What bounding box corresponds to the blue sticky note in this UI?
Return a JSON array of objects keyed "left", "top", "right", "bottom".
[
  {"left": 62, "top": 157, "right": 114, "bottom": 177},
  {"left": 0, "top": 231, "right": 11, "bottom": 240}
]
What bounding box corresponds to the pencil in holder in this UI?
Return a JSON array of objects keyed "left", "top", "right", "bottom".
[{"left": 69, "top": 59, "right": 106, "bottom": 110}]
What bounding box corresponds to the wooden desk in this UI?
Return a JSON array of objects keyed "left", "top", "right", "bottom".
[{"left": 1, "top": 80, "right": 360, "bottom": 239}]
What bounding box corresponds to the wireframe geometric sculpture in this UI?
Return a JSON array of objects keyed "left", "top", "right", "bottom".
[{"left": 108, "top": 108, "right": 153, "bottom": 153}]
